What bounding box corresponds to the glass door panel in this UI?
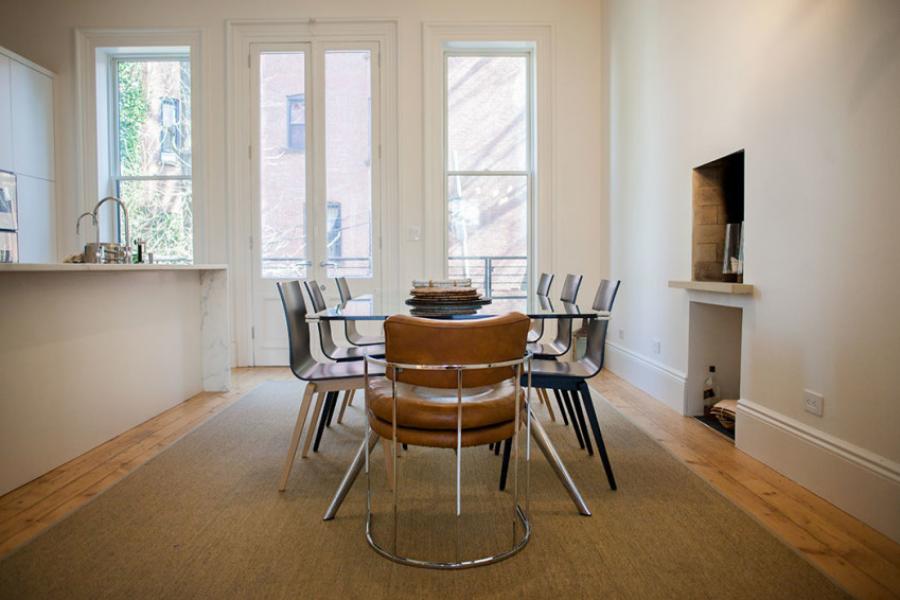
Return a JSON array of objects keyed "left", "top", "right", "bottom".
[
  {"left": 258, "top": 51, "right": 309, "bottom": 279},
  {"left": 324, "top": 50, "right": 373, "bottom": 279}
]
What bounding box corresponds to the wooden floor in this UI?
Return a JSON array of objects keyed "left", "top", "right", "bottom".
[{"left": 1, "top": 368, "right": 898, "bottom": 598}]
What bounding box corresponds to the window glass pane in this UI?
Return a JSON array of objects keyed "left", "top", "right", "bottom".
[
  {"left": 447, "top": 55, "right": 527, "bottom": 172},
  {"left": 325, "top": 50, "right": 373, "bottom": 278},
  {"left": 259, "top": 52, "right": 308, "bottom": 279},
  {"left": 118, "top": 179, "right": 192, "bottom": 263},
  {"left": 447, "top": 175, "right": 528, "bottom": 298},
  {"left": 117, "top": 59, "right": 191, "bottom": 177}
]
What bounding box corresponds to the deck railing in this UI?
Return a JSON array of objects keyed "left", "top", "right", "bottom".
[{"left": 448, "top": 255, "right": 528, "bottom": 299}]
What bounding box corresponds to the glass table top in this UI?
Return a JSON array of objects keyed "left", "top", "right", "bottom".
[{"left": 309, "top": 292, "right": 610, "bottom": 321}]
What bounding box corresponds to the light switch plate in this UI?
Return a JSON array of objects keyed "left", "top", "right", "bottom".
[
  {"left": 652, "top": 338, "right": 661, "bottom": 354},
  {"left": 804, "top": 389, "right": 824, "bottom": 417}
]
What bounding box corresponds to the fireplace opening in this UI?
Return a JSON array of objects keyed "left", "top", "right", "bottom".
[
  {"left": 692, "top": 150, "right": 745, "bottom": 283},
  {"left": 687, "top": 301, "right": 743, "bottom": 441}
]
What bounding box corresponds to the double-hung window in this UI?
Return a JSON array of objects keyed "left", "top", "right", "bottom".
[
  {"left": 445, "top": 49, "right": 533, "bottom": 298},
  {"left": 109, "top": 52, "right": 193, "bottom": 263}
]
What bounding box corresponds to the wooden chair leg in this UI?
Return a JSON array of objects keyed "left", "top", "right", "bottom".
[
  {"left": 301, "top": 392, "right": 326, "bottom": 458},
  {"left": 279, "top": 383, "right": 316, "bottom": 491},
  {"left": 540, "top": 388, "right": 557, "bottom": 422},
  {"left": 347, "top": 389, "right": 355, "bottom": 406},
  {"left": 336, "top": 389, "right": 351, "bottom": 424}
]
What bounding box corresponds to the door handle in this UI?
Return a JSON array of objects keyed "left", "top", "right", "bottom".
[{"left": 319, "top": 261, "right": 336, "bottom": 267}]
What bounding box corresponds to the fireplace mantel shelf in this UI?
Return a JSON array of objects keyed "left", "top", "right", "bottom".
[{"left": 668, "top": 280, "right": 754, "bottom": 295}]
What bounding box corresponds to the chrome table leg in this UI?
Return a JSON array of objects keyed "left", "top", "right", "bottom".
[
  {"left": 323, "top": 433, "right": 379, "bottom": 520},
  {"left": 529, "top": 417, "right": 592, "bottom": 516}
]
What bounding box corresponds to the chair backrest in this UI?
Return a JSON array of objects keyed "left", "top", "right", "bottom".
[
  {"left": 559, "top": 274, "right": 583, "bottom": 303},
  {"left": 303, "top": 280, "right": 338, "bottom": 356},
  {"left": 583, "top": 279, "right": 621, "bottom": 373},
  {"left": 276, "top": 280, "right": 316, "bottom": 378},
  {"left": 336, "top": 277, "right": 352, "bottom": 303},
  {"left": 383, "top": 313, "right": 530, "bottom": 389},
  {"left": 536, "top": 273, "right": 554, "bottom": 297}
]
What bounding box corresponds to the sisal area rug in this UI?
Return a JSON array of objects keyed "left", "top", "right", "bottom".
[{"left": 0, "top": 381, "right": 845, "bottom": 599}]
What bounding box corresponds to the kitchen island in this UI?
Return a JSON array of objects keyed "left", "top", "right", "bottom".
[{"left": 0, "top": 263, "right": 229, "bottom": 495}]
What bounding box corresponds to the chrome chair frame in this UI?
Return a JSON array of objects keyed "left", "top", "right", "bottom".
[{"left": 361, "top": 352, "right": 534, "bottom": 570}]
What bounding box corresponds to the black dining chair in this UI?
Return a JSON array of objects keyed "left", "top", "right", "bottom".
[
  {"left": 275, "top": 280, "right": 384, "bottom": 491},
  {"left": 518, "top": 279, "right": 621, "bottom": 489},
  {"left": 335, "top": 276, "right": 385, "bottom": 347},
  {"left": 527, "top": 273, "right": 582, "bottom": 359}
]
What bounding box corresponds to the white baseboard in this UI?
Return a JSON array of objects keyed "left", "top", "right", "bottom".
[
  {"left": 605, "top": 342, "right": 687, "bottom": 414},
  {"left": 737, "top": 399, "right": 900, "bottom": 544}
]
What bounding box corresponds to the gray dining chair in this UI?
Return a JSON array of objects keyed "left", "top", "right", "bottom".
[
  {"left": 526, "top": 272, "right": 555, "bottom": 343},
  {"left": 335, "top": 276, "right": 385, "bottom": 347},
  {"left": 276, "top": 280, "right": 385, "bottom": 491}
]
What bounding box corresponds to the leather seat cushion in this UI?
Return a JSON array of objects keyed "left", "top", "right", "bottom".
[
  {"left": 366, "top": 377, "right": 523, "bottom": 431},
  {"left": 368, "top": 413, "right": 516, "bottom": 448}
]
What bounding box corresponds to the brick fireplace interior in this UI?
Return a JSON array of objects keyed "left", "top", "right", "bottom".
[{"left": 691, "top": 150, "right": 744, "bottom": 282}]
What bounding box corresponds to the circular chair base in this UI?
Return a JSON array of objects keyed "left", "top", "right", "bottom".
[{"left": 365, "top": 504, "right": 531, "bottom": 570}]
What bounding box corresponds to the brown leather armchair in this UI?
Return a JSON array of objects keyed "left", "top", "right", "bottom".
[{"left": 362, "top": 312, "right": 533, "bottom": 568}]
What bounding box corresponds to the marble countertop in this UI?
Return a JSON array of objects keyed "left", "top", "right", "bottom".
[{"left": 0, "top": 263, "right": 228, "bottom": 273}]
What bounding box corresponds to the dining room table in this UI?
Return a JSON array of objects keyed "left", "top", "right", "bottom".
[
  {"left": 307, "top": 291, "right": 611, "bottom": 323},
  {"left": 316, "top": 289, "right": 602, "bottom": 520}
]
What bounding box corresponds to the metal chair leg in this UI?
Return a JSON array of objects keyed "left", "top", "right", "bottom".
[
  {"left": 301, "top": 393, "right": 326, "bottom": 458},
  {"left": 578, "top": 382, "right": 617, "bottom": 490},
  {"left": 314, "top": 393, "right": 336, "bottom": 452},
  {"left": 499, "top": 437, "right": 512, "bottom": 491},
  {"left": 558, "top": 389, "right": 584, "bottom": 448},
  {"left": 552, "top": 388, "right": 570, "bottom": 427},
  {"left": 569, "top": 389, "right": 594, "bottom": 456},
  {"left": 325, "top": 391, "right": 338, "bottom": 427}
]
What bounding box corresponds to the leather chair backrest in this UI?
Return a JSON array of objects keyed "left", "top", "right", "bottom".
[
  {"left": 276, "top": 280, "right": 316, "bottom": 377},
  {"left": 559, "top": 274, "right": 583, "bottom": 303},
  {"left": 383, "top": 312, "right": 530, "bottom": 388},
  {"left": 336, "top": 277, "right": 352, "bottom": 303},
  {"left": 536, "top": 272, "right": 554, "bottom": 297}
]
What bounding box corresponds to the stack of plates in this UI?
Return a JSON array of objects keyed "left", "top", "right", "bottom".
[{"left": 405, "top": 282, "right": 492, "bottom": 316}]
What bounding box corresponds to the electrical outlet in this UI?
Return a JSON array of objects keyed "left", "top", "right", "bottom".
[
  {"left": 652, "top": 338, "right": 661, "bottom": 354},
  {"left": 618, "top": 328, "right": 625, "bottom": 340},
  {"left": 804, "top": 390, "right": 824, "bottom": 417}
]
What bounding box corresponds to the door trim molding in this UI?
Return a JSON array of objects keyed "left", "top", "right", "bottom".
[{"left": 226, "top": 19, "right": 398, "bottom": 366}]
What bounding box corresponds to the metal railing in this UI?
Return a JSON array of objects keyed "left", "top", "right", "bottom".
[
  {"left": 262, "top": 256, "right": 372, "bottom": 279},
  {"left": 448, "top": 255, "right": 528, "bottom": 299}
]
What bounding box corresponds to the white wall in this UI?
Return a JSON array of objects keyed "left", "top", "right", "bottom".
[
  {"left": 0, "top": 0, "right": 610, "bottom": 306},
  {"left": 606, "top": 0, "right": 900, "bottom": 539}
]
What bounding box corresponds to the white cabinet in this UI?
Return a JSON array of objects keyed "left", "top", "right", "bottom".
[
  {"left": 0, "top": 54, "right": 12, "bottom": 172},
  {"left": 0, "top": 46, "right": 56, "bottom": 263},
  {"left": 10, "top": 59, "right": 54, "bottom": 181},
  {"left": 16, "top": 175, "right": 56, "bottom": 262}
]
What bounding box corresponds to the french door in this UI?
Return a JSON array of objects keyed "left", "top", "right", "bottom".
[{"left": 249, "top": 41, "right": 381, "bottom": 365}]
